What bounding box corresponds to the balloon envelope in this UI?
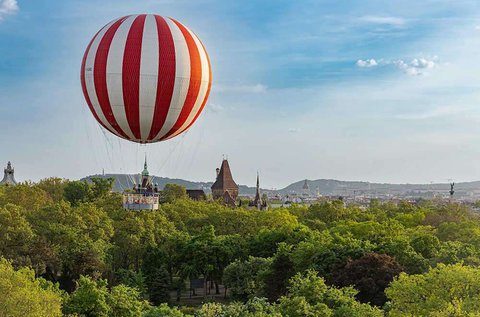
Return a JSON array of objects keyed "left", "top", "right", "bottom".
[{"left": 81, "top": 14, "right": 212, "bottom": 143}]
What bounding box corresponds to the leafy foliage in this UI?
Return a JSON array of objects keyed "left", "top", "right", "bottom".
[
  {"left": 0, "top": 257, "right": 63, "bottom": 317},
  {"left": 2, "top": 179, "right": 480, "bottom": 316},
  {"left": 386, "top": 263, "right": 480, "bottom": 316}
]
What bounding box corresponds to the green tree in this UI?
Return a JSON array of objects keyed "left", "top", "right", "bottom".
[
  {"left": 108, "top": 284, "right": 148, "bottom": 317},
  {"left": 28, "top": 202, "right": 113, "bottom": 289},
  {"left": 290, "top": 231, "right": 374, "bottom": 276},
  {"left": 223, "top": 256, "right": 271, "bottom": 300},
  {"left": 0, "top": 183, "right": 51, "bottom": 211},
  {"left": 115, "top": 269, "right": 147, "bottom": 296},
  {"left": 0, "top": 258, "right": 63, "bottom": 317},
  {"left": 376, "top": 237, "right": 429, "bottom": 274},
  {"left": 37, "top": 177, "right": 68, "bottom": 203},
  {"left": 146, "top": 267, "right": 171, "bottom": 305},
  {"left": 264, "top": 243, "right": 295, "bottom": 301},
  {"left": 196, "top": 298, "right": 281, "bottom": 317},
  {"left": 161, "top": 184, "right": 187, "bottom": 203},
  {"left": 64, "top": 180, "right": 92, "bottom": 206},
  {"left": 278, "top": 270, "right": 383, "bottom": 317},
  {"left": 179, "top": 226, "right": 218, "bottom": 297},
  {"left": 111, "top": 209, "right": 177, "bottom": 270},
  {"left": 90, "top": 177, "right": 115, "bottom": 200},
  {"left": 433, "top": 240, "right": 480, "bottom": 265},
  {"left": 0, "top": 204, "right": 35, "bottom": 267},
  {"left": 64, "top": 275, "right": 111, "bottom": 317},
  {"left": 386, "top": 263, "right": 480, "bottom": 316},
  {"left": 142, "top": 304, "right": 186, "bottom": 317}
]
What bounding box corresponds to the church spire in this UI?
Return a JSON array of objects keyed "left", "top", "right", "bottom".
[
  {"left": 142, "top": 154, "right": 149, "bottom": 177},
  {"left": 253, "top": 172, "right": 263, "bottom": 209}
]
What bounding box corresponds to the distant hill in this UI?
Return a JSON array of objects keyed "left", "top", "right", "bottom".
[
  {"left": 82, "top": 174, "right": 480, "bottom": 197},
  {"left": 278, "top": 179, "right": 480, "bottom": 197}
]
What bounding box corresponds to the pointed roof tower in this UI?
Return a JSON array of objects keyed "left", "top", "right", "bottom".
[
  {"left": 140, "top": 155, "right": 152, "bottom": 189},
  {"left": 211, "top": 159, "right": 239, "bottom": 206},
  {"left": 211, "top": 159, "right": 238, "bottom": 192},
  {"left": 0, "top": 161, "right": 17, "bottom": 186},
  {"left": 142, "top": 154, "right": 149, "bottom": 177}
]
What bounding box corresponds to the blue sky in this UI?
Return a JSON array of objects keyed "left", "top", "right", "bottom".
[{"left": 2, "top": 0, "right": 480, "bottom": 188}]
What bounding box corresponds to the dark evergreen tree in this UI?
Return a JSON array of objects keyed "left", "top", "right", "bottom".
[
  {"left": 264, "top": 244, "right": 295, "bottom": 301},
  {"left": 147, "top": 267, "right": 171, "bottom": 305}
]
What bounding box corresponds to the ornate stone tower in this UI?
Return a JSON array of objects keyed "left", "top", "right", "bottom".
[
  {"left": 0, "top": 162, "right": 17, "bottom": 186},
  {"left": 211, "top": 159, "right": 238, "bottom": 207}
]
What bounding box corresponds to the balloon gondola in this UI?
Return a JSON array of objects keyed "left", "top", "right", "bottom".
[{"left": 81, "top": 14, "right": 212, "bottom": 210}]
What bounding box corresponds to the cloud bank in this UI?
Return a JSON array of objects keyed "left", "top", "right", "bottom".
[
  {"left": 356, "top": 57, "right": 437, "bottom": 76},
  {"left": 0, "top": 0, "right": 18, "bottom": 20}
]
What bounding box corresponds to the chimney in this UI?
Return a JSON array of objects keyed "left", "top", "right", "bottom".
[{"left": 216, "top": 168, "right": 220, "bottom": 178}]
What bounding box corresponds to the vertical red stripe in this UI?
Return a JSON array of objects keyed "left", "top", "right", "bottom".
[
  {"left": 165, "top": 41, "right": 212, "bottom": 140},
  {"left": 147, "top": 16, "right": 176, "bottom": 141},
  {"left": 161, "top": 18, "right": 202, "bottom": 140},
  {"left": 123, "top": 15, "right": 147, "bottom": 140},
  {"left": 94, "top": 17, "right": 129, "bottom": 139},
  {"left": 81, "top": 29, "right": 115, "bottom": 135}
]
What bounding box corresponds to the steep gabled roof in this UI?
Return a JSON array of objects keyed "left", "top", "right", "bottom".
[{"left": 211, "top": 159, "right": 238, "bottom": 191}]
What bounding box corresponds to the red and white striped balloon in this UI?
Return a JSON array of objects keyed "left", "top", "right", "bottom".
[{"left": 81, "top": 14, "right": 212, "bottom": 143}]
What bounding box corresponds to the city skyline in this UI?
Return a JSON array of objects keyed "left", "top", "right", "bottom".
[{"left": 2, "top": 0, "right": 480, "bottom": 188}]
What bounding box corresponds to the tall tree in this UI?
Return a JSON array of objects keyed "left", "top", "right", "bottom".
[{"left": 264, "top": 243, "right": 295, "bottom": 301}]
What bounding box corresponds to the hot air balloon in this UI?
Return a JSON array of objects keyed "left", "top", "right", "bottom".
[
  {"left": 81, "top": 14, "right": 212, "bottom": 210},
  {"left": 81, "top": 14, "right": 212, "bottom": 144}
]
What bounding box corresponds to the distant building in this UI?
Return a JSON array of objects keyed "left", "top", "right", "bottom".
[
  {"left": 249, "top": 172, "right": 268, "bottom": 210},
  {"left": 0, "top": 162, "right": 17, "bottom": 186},
  {"left": 186, "top": 189, "right": 207, "bottom": 201},
  {"left": 302, "top": 179, "right": 309, "bottom": 194},
  {"left": 122, "top": 157, "right": 159, "bottom": 210},
  {"left": 211, "top": 159, "right": 238, "bottom": 207}
]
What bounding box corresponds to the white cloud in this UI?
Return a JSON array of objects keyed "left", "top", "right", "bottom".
[
  {"left": 395, "top": 58, "right": 436, "bottom": 76},
  {"left": 356, "top": 57, "right": 437, "bottom": 76},
  {"left": 411, "top": 58, "right": 435, "bottom": 69},
  {"left": 0, "top": 0, "right": 18, "bottom": 20},
  {"left": 358, "top": 15, "right": 406, "bottom": 27},
  {"left": 356, "top": 59, "right": 378, "bottom": 68},
  {"left": 216, "top": 83, "right": 267, "bottom": 93},
  {"left": 288, "top": 128, "right": 299, "bottom": 133}
]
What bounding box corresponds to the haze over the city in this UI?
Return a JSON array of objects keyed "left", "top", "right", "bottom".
[{"left": 2, "top": 0, "right": 480, "bottom": 188}]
